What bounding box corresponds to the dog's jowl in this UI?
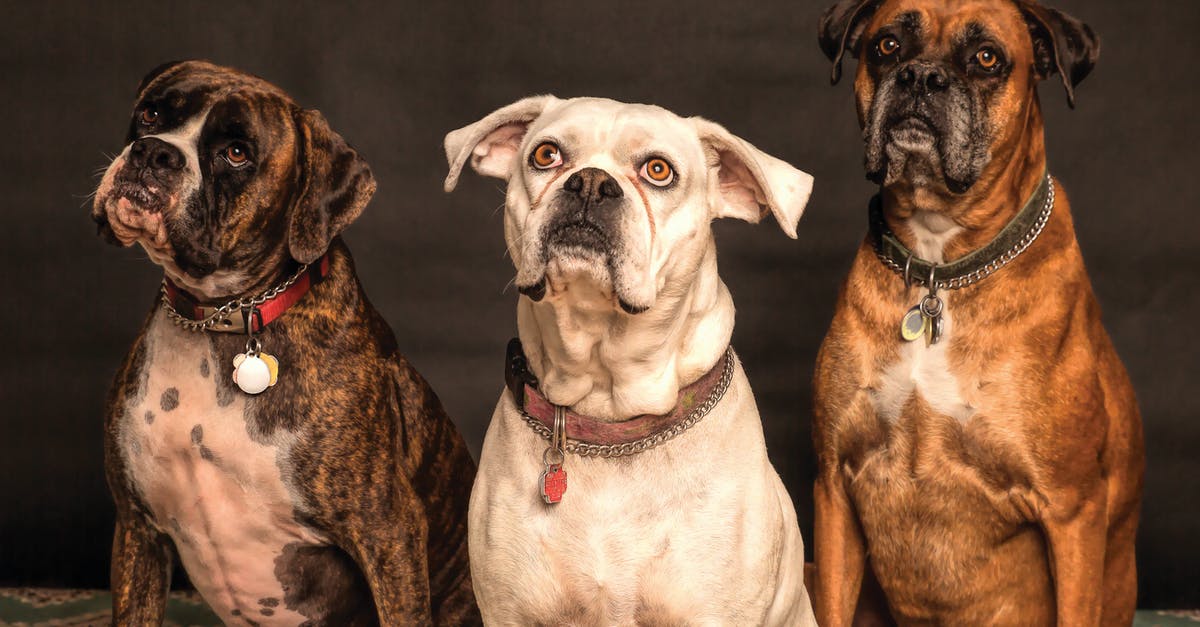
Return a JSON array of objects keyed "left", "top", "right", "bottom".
[
  {"left": 445, "top": 97, "right": 817, "bottom": 625},
  {"left": 93, "top": 61, "right": 480, "bottom": 625},
  {"left": 812, "top": 1, "right": 1144, "bottom": 625}
]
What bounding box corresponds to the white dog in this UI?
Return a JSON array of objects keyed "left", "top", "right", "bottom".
[{"left": 444, "top": 96, "right": 816, "bottom": 626}]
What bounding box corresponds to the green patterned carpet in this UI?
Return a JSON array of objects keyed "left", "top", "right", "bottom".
[{"left": 0, "top": 588, "right": 1195, "bottom": 626}]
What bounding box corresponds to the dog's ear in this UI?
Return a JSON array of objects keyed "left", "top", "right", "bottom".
[
  {"left": 288, "top": 108, "right": 376, "bottom": 264},
  {"left": 818, "top": 0, "right": 882, "bottom": 85},
  {"left": 693, "top": 118, "right": 813, "bottom": 239},
  {"left": 1017, "top": 1, "right": 1100, "bottom": 108},
  {"left": 443, "top": 95, "right": 558, "bottom": 192}
]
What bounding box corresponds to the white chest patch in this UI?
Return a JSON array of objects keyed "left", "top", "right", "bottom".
[
  {"left": 870, "top": 309, "right": 975, "bottom": 423},
  {"left": 118, "top": 312, "right": 325, "bottom": 625}
]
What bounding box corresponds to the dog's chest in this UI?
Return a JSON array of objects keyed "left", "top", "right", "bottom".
[
  {"left": 118, "top": 315, "right": 325, "bottom": 625},
  {"left": 869, "top": 310, "right": 976, "bottom": 423},
  {"left": 472, "top": 385, "right": 797, "bottom": 624}
]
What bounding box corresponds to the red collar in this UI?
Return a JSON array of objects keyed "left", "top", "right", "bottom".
[
  {"left": 504, "top": 338, "right": 734, "bottom": 448},
  {"left": 162, "top": 254, "right": 331, "bottom": 334}
]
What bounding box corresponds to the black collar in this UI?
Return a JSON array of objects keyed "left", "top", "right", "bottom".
[{"left": 869, "top": 171, "right": 1054, "bottom": 290}]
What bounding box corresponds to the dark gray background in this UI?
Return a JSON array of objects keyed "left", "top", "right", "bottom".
[{"left": 2, "top": 0, "right": 1197, "bottom": 609}]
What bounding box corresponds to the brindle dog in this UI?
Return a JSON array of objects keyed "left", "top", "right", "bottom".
[
  {"left": 92, "top": 61, "right": 480, "bottom": 626},
  {"left": 812, "top": 1, "right": 1143, "bottom": 625}
]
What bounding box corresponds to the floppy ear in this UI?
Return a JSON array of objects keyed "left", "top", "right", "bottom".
[
  {"left": 818, "top": 0, "right": 882, "bottom": 85},
  {"left": 1018, "top": 1, "right": 1100, "bottom": 108},
  {"left": 443, "top": 95, "right": 558, "bottom": 192},
  {"left": 693, "top": 118, "right": 814, "bottom": 240},
  {"left": 288, "top": 108, "right": 376, "bottom": 264}
]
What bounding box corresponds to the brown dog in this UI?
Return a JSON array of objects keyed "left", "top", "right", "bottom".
[
  {"left": 812, "top": 1, "right": 1144, "bottom": 625},
  {"left": 92, "top": 61, "right": 479, "bottom": 625}
]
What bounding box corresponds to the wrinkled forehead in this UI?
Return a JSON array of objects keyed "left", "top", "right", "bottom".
[
  {"left": 531, "top": 98, "right": 701, "bottom": 159},
  {"left": 871, "top": 0, "right": 1030, "bottom": 52},
  {"left": 131, "top": 62, "right": 297, "bottom": 142}
]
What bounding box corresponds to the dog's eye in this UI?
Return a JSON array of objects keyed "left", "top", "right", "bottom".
[
  {"left": 139, "top": 107, "right": 160, "bottom": 126},
  {"left": 639, "top": 158, "right": 674, "bottom": 187},
  {"left": 877, "top": 37, "right": 901, "bottom": 57},
  {"left": 222, "top": 143, "right": 251, "bottom": 168},
  {"left": 530, "top": 142, "right": 563, "bottom": 169},
  {"left": 976, "top": 48, "right": 1000, "bottom": 70}
]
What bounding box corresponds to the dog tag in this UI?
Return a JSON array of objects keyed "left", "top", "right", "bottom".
[
  {"left": 539, "top": 406, "right": 568, "bottom": 504},
  {"left": 232, "top": 349, "right": 279, "bottom": 395},
  {"left": 928, "top": 315, "right": 945, "bottom": 346},
  {"left": 900, "top": 305, "right": 926, "bottom": 342},
  {"left": 539, "top": 464, "right": 567, "bottom": 504},
  {"left": 920, "top": 293, "right": 945, "bottom": 347}
]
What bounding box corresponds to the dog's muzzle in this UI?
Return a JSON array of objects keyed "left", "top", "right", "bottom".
[
  {"left": 116, "top": 137, "right": 188, "bottom": 212},
  {"left": 546, "top": 167, "right": 624, "bottom": 254}
]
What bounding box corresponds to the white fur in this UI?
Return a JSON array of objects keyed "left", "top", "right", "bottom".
[
  {"left": 446, "top": 98, "right": 815, "bottom": 625},
  {"left": 870, "top": 306, "right": 975, "bottom": 422},
  {"left": 869, "top": 212, "right": 975, "bottom": 422},
  {"left": 906, "top": 210, "right": 963, "bottom": 263},
  {"left": 118, "top": 310, "right": 326, "bottom": 625}
]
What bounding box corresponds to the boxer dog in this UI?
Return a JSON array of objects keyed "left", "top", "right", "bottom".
[
  {"left": 91, "top": 60, "right": 480, "bottom": 625},
  {"left": 812, "top": 1, "right": 1144, "bottom": 625},
  {"left": 443, "top": 97, "right": 817, "bottom": 625}
]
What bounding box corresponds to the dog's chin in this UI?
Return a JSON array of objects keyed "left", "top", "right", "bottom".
[
  {"left": 867, "top": 110, "right": 982, "bottom": 195},
  {"left": 96, "top": 192, "right": 172, "bottom": 249},
  {"left": 518, "top": 244, "right": 650, "bottom": 315}
]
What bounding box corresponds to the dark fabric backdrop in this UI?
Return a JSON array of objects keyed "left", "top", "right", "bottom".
[{"left": 2, "top": 0, "right": 1197, "bottom": 609}]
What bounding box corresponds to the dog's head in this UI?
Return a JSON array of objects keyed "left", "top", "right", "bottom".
[
  {"left": 819, "top": 0, "right": 1098, "bottom": 195},
  {"left": 444, "top": 96, "right": 812, "bottom": 314},
  {"left": 92, "top": 60, "right": 374, "bottom": 299}
]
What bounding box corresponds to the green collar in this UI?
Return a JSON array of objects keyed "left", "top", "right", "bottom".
[{"left": 868, "top": 171, "right": 1055, "bottom": 291}]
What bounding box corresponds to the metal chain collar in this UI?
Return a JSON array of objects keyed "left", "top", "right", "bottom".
[
  {"left": 519, "top": 347, "right": 736, "bottom": 459},
  {"left": 159, "top": 263, "right": 309, "bottom": 332},
  {"left": 873, "top": 175, "right": 1055, "bottom": 291}
]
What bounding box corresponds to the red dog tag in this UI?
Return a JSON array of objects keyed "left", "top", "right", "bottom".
[{"left": 539, "top": 464, "right": 567, "bottom": 504}]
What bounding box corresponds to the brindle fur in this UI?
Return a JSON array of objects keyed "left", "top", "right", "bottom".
[
  {"left": 813, "top": 2, "right": 1142, "bottom": 625},
  {"left": 98, "top": 61, "right": 479, "bottom": 625}
]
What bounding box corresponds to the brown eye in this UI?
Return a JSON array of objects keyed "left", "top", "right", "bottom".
[
  {"left": 640, "top": 157, "right": 674, "bottom": 187},
  {"left": 530, "top": 142, "right": 562, "bottom": 169},
  {"left": 976, "top": 48, "right": 1000, "bottom": 70},
  {"left": 139, "top": 107, "right": 159, "bottom": 125},
  {"left": 223, "top": 143, "right": 250, "bottom": 167},
  {"left": 878, "top": 37, "right": 900, "bottom": 56}
]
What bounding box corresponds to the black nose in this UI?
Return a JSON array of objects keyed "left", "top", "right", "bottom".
[
  {"left": 896, "top": 62, "right": 949, "bottom": 93},
  {"left": 128, "top": 137, "right": 186, "bottom": 172},
  {"left": 563, "top": 167, "right": 623, "bottom": 204}
]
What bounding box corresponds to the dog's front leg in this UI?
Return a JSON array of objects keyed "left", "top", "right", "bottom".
[
  {"left": 347, "top": 482, "right": 435, "bottom": 626},
  {"left": 814, "top": 468, "right": 868, "bottom": 627},
  {"left": 1041, "top": 485, "right": 1108, "bottom": 627},
  {"left": 110, "top": 507, "right": 172, "bottom": 626}
]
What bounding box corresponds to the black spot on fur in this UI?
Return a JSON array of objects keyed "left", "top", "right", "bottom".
[
  {"left": 231, "top": 608, "right": 241, "bottom": 616},
  {"left": 144, "top": 410, "right": 155, "bottom": 424},
  {"left": 200, "top": 357, "right": 210, "bottom": 378},
  {"left": 191, "top": 424, "right": 203, "bottom": 444},
  {"left": 259, "top": 598, "right": 280, "bottom": 607},
  {"left": 260, "top": 608, "right": 275, "bottom": 616},
  {"left": 273, "top": 542, "right": 375, "bottom": 624},
  {"left": 199, "top": 445, "right": 215, "bottom": 461},
  {"left": 161, "top": 388, "right": 180, "bottom": 411}
]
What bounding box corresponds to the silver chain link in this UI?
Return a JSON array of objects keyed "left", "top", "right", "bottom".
[
  {"left": 519, "top": 347, "right": 736, "bottom": 458},
  {"left": 874, "top": 176, "right": 1055, "bottom": 291},
  {"left": 159, "top": 263, "right": 310, "bottom": 332}
]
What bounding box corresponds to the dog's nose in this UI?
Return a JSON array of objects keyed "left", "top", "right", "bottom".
[
  {"left": 128, "top": 137, "right": 186, "bottom": 172},
  {"left": 897, "top": 62, "right": 949, "bottom": 93},
  {"left": 564, "top": 167, "right": 624, "bottom": 204}
]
